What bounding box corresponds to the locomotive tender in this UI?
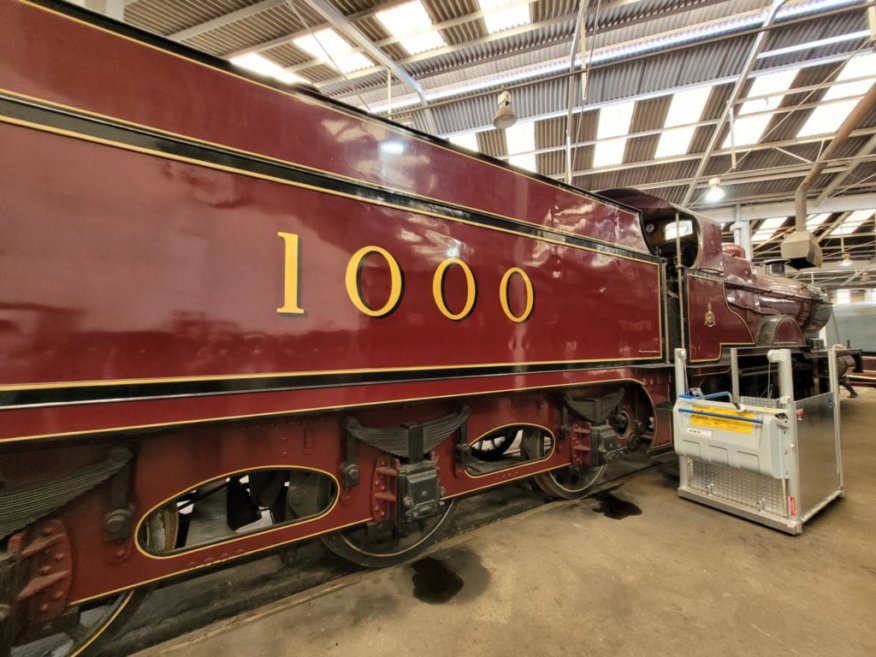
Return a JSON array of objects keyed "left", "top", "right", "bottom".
[{"left": 0, "top": 1, "right": 832, "bottom": 654}]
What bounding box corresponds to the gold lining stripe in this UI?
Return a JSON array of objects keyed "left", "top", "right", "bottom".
[
  {"left": 0, "top": 376, "right": 656, "bottom": 443},
  {"left": 71, "top": 450, "right": 565, "bottom": 606},
  {"left": 134, "top": 464, "right": 341, "bottom": 561},
  {"left": 69, "top": 515, "right": 373, "bottom": 606},
  {"left": 69, "top": 459, "right": 569, "bottom": 605},
  {"left": 69, "top": 590, "right": 136, "bottom": 657},
  {"left": 1, "top": 84, "right": 646, "bottom": 256}
]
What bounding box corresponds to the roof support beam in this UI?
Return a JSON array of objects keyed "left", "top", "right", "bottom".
[
  {"left": 795, "top": 83, "right": 876, "bottom": 230},
  {"left": 565, "top": 0, "right": 590, "bottom": 184},
  {"left": 679, "top": 0, "right": 791, "bottom": 207},
  {"left": 629, "top": 162, "right": 854, "bottom": 193},
  {"left": 231, "top": 9, "right": 564, "bottom": 65},
  {"left": 816, "top": 133, "right": 876, "bottom": 204},
  {"left": 299, "top": 0, "right": 426, "bottom": 107},
  {"left": 695, "top": 197, "right": 876, "bottom": 224},
  {"left": 544, "top": 127, "right": 876, "bottom": 179},
  {"left": 299, "top": 0, "right": 438, "bottom": 133},
  {"left": 434, "top": 60, "right": 873, "bottom": 144},
  {"left": 817, "top": 211, "right": 854, "bottom": 244}
]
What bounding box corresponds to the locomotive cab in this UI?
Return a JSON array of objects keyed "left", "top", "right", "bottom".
[
  {"left": 598, "top": 188, "right": 705, "bottom": 352},
  {"left": 641, "top": 215, "right": 699, "bottom": 268},
  {"left": 597, "top": 187, "right": 700, "bottom": 269}
]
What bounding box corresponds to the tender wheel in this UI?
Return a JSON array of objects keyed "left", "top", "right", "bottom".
[
  {"left": 320, "top": 499, "right": 458, "bottom": 568},
  {"left": 532, "top": 465, "right": 607, "bottom": 500},
  {"left": 520, "top": 428, "right": 606, "bottom": 500},
  {"left": 11, "top": 506, "right": 178, "bottom": 657},
  {"left": 469, "top": 428, "right": 516, "bottom": 461}
]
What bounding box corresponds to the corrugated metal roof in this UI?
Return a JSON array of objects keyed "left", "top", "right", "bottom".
[
  {"left": 184, "top": 3, "right": 305, "bottom": 55},
  {"left": 112, "top": 0, "right": 876, "bottom": 270},
  {"left": 424, "top": 0, "right": 485, "bottom": 45},
  {"left": 126, "top": 0, "right": 253, "bottom": 36}
]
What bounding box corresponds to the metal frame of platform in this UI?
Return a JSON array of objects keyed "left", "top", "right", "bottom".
[{"left": 673, "top": 347, "right": 845, "bottom": 535}]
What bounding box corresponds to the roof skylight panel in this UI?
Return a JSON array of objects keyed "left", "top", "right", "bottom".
[
  {"left": 293, "top": 28, "right": 373, "bottom": 74},
  {"left": 751, "top": 216, "right": 788, "bottom": 242},
  {"left": 723, "top": 68, "right": 799, "bottom": 148},
  {"left": 505, "top": 121, "right": 535, "bottom": 154},
  {"left": 655, "top": 86, "right": 712, "bottom": 158},
  {"left": 806, "top": 213, "right": 831, "bottom": 229},
  {"left": 827, "top": 52, "right": 876, "bottom": 98},
  {"left": 375, "top": 1, "right": 446, "bottom": 55},
  {"left": 448, "top": 132, "right": 480, "bottom": 152},
  {"left": 592, "top": 138, "right": 627, "bottom": 168},
  {"left": 593, "top": 101, "right": 635, "bottom": 168},
  {"left": 505, "top": 121, "right": 536, "bottom": 172},
  {"left": 798, "top": 53, "right": 876, "bottom": 138},
  {"left": 229, "top": 53, "right": 306, "bottom": 85},
  {"left": 655, "top": 126, "right": 697, "bottom": 159},
  {"left": 479, "top": 0, "right": 532, "bottom": 35},
  {"left": 797, "top": 98, "right": 859, "bottom": 138},
  {"left": 830, "top": 210, "right": 874, "bottom": 236},
  {"left": 508, "top": 153, "right": 537, "bottom": 172},
  {"left": 596, "top": 101, "right": 635, "bottom": 139}
]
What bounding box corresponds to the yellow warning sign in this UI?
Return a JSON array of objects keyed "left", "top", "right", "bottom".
[{"left": 689, "top": 409, "right": 756, "bottom": 434}]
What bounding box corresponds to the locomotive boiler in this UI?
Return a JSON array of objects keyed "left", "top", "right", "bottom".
[{"left": 0, "top": 1, "right": 833, "bottom": 654}]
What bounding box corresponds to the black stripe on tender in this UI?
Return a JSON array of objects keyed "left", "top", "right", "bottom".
[
  {"left": 0, "top": 359, "right": 660, "bottom": 408},
  {"left": 22, "top": 0, "right": 642, "bottom": 215},
  {"left": 0, "top": 94, "right": 660, "bottom": 264}
]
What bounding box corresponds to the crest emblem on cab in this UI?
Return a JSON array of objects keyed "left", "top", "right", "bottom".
[{"left": 704, "top": 302, "right": 717, "bottom": 327}]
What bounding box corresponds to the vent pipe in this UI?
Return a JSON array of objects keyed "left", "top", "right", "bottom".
[{"left": 794, "top": 82, "right": 876, "bottom": 232}]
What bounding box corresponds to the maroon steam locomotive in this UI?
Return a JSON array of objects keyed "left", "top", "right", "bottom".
[{"left": 0, "top": 1, "right": 833, "bottom": 654}]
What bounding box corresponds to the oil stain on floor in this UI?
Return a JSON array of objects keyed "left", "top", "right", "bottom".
[
  {"left": 408, "top": 547, "right": 490, "bottom": 604},
  {"left": 411, "top": 556, "right": 464, "bottom": 604},
  {"left": 594, "top": 491, "right": 642, "bottom": 520}
]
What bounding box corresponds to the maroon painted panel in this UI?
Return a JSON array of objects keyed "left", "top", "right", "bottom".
[
  {"left": 769, "top": 317, "right": 805, "bottom": 345},
  {"left": 722, "top": 252, "right": 817, "bottom": 339},
  {"left": 686, "top": 274, "right": 754, "bottom": 362},
  {"left": 695, "top": 218, "right": 725, "bottom": 272},
  {"left": 0, "top": 0, "right": 645, "bottom": 252},
  {"left": 0, "top": 123, "right": 661, "bottom": 392}
]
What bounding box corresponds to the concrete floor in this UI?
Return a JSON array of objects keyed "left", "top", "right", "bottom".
[{"left": 137, "top": 389, "right": 876, "bottom": 657}]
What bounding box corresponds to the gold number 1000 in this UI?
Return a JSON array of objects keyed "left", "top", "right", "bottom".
[{"left": 278, "top": 231, "right": 533, "bottom": 322}]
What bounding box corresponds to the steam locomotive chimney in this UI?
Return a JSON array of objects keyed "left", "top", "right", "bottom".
[{"left": 784, "top": 82, "right": 876, "bottom": 269}]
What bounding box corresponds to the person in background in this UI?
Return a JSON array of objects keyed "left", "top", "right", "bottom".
[{"left": 834, "top": 346, "right": 858, "bottom": 398}]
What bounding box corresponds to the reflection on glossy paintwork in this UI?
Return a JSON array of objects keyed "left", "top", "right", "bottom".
[{"left": 0, "top": 125, "right": 662, "bottom": 386}]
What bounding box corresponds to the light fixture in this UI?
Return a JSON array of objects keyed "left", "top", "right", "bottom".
[
  {"left": 705, "top": 177, "right": 726, "bottom": 203},
  {"left": 493, "top": 89, "right": 517, "bottom": 129},
  {"left": 840, "top": 251, "right": 852, "bottom": 267}
]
